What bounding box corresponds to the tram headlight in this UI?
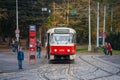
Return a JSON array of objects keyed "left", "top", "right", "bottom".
[
  {"left": 67, "top": 49, "right": 70, "bottom": 52},
  {"left": 54, "top": 49, "right": 57, "bottom": 52},
  {"left": 30, "top": 44, "right": 33, "bottom": 47}
]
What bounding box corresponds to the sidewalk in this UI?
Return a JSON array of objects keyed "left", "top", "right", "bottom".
[{"left": 0, "top": 48, "right": 47, "bottom": 73}]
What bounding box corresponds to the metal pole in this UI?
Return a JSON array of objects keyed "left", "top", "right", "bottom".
[
  {"left": 16, "top": 0, "right": 19, "bottom": 41},
  {"left": 53, "top": 2, "right": 55, "bottom": 23},
  {"left": 103, "top": 5, "right": 106, "bottom": 45},
  {"left": 67, "top": 0, "right": 69, "bottom": 25},
  {"left": 110, "top": 7, "right": 113, "bottom": 32},
  {"left": 88, "top": 0, "right": 91, "bottom": 51},
  {"left": 96, "top": 2, "right": 99, "bottom": 47}
]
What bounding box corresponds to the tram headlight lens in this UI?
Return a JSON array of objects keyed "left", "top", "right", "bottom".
[
  {"left": 30, "top": 44, "right": 33, "bottom": 47},
  {"left": 54, "top": 49, "right": 57, "bottom": 52},
  {"left": 67, "top": 49, "right": 70, "bottom": 52}
]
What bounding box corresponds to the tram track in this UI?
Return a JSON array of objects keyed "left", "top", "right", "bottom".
[
  {"left": 91, "top": 56, "right": 120, "bottom": 75},
  {"left": 66, "top": 60, "right": 86, "bottom": 80},
  {"left": 36, "top": 59, "right": 52, "bottom": 80},
  {"left": 37, "top": 61, "right": 70, "bottom": 80},
  {"left": 67, "top": 62, "right": 74, "bottom": 80},
  {"left": 70, "top": 57, "right": 100, "bottom": 80},
  {"left": 78, "top": 55, "right": 120, "bottom": 80}
]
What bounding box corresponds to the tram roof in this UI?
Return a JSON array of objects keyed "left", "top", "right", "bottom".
[{"left": 47, "top": 27, "right": 76, "bottom": 34}]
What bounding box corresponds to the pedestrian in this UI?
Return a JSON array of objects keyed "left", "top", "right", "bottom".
[
  {"left": 107, "top": 43, "right": 113, "bottom": 56},
  {"left": 45, "top": 40, "right": 50, "bottom": 59},
  {"left": 45, "top": 40, "right": 48, "bottom": 58},
  {"left": 17, "top": 46, "right": 24, "bottom": 69},
  {"left": 11, "top": 39, "right": 16, "bottom": 52},
  {"left": 36, "top": 40, "right": 41, "bottom": 58},
  {"left": 102, "top": 42, "right": 108, "bottom": 55},
  {"left": 15, "top": 40, "right": 19, "bottom": 53}
]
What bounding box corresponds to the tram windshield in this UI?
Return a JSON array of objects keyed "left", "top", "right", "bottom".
[{"left": 50, "top": 33, "right": 74, "bottom": 44}]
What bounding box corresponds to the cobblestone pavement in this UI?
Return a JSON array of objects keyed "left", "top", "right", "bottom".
[{"left": 0, "top": 51, "right": 120, "bottom": 80}]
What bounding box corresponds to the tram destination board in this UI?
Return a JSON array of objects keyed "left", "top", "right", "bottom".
[{"left": 54, "top": 29, "right": 69, "bottom": 33}]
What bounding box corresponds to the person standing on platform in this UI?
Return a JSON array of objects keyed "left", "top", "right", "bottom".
[
  {"left": 17, "top": 46, "right": 24, "bottom": 69},
  {"left": 36, "top": 40, "right": 41, "bottom": 58}
]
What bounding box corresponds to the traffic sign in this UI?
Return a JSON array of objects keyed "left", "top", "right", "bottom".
[
  {"left": 100, "top": 32, "right": 106, "bottom": 38},
  {"left": 15, "top": 29, "right": 20, "bottom": 34},
  {"left": 16, "top": 33, "right": 19, "bottom": 37},
  {"left": 71, "top": 10, "right": 76, "bottom": 15}
]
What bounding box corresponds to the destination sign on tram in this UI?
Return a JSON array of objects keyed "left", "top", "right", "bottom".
[{"left": 54, "top": 29, "right": 69, "bottom": 33}]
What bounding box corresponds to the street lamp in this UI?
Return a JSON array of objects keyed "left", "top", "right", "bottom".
[
  {"left": 41, "top": 7, "right": 50, "bottom": 46},
  {"left": 88, "top": 0, "right": 92, "bottom": 51}
]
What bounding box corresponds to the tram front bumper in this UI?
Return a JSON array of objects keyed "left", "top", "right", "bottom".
[{"left": 49, "top": 54, "right": 76, "bottom": 60}]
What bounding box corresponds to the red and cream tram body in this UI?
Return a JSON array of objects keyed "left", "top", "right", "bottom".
[{"left": 46, "top": 27, "right": 76, "bottom": 61}]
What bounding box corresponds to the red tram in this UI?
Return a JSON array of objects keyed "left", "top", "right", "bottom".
[{"left": 46, "top": 27, "right": 76, "bottom": 61}]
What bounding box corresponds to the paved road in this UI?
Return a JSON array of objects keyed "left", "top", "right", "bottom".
[
  {"left": 0, "top": 50, "right": 120, "bottom": 80},
  {"left": 98, "top": 55, "right": 120, "bottom": 65},
  {"left": 0, "top": 50, "right": 47, "bottom": 73}
]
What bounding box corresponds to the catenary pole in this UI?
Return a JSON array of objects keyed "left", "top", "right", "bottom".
[
  {"left": 96, "top": 2, "right": 100, "bottom": 47},
  {"left": 88, "top": 0, "right": 92, "bottom": 51},
  {"left": 16, "top": 0, "right": 19, "bottom": 41},
  {"left": 103, "top": 5, "right": 106, "bottom": 45}
]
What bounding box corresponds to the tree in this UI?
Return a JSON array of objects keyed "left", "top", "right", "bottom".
[
  {"left": 0, "top": 0, "right": 51, "bottom": 40},
  {"left": 0, "top": 0, "right": 120, "bottom": 45}
]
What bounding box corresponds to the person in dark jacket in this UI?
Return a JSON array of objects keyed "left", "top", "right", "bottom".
[
  {"left": 11, "top": 40, "right": 16, "bottom": 52},
  {"left": 17, "top": 46, "right": 24, "bottom": 69},
  {"left": 36, "top": 40, "right": 41, "bottom": 58},
  {"left": 15, "top": 40, "right": 19, "bottom": 53},
  {"left": 102, "top": 42, "right": 108, "bottom": 55}
]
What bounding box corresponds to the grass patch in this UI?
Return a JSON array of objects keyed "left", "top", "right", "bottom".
[
  {"left": 76, "top": 45, "right": 120, "bottom": 55},
  {"left": 76, "top": 45, "right": 88, "bottom": 52},
  {"left": 113, "top": 50, "right": 120, "bottom": 55}
]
